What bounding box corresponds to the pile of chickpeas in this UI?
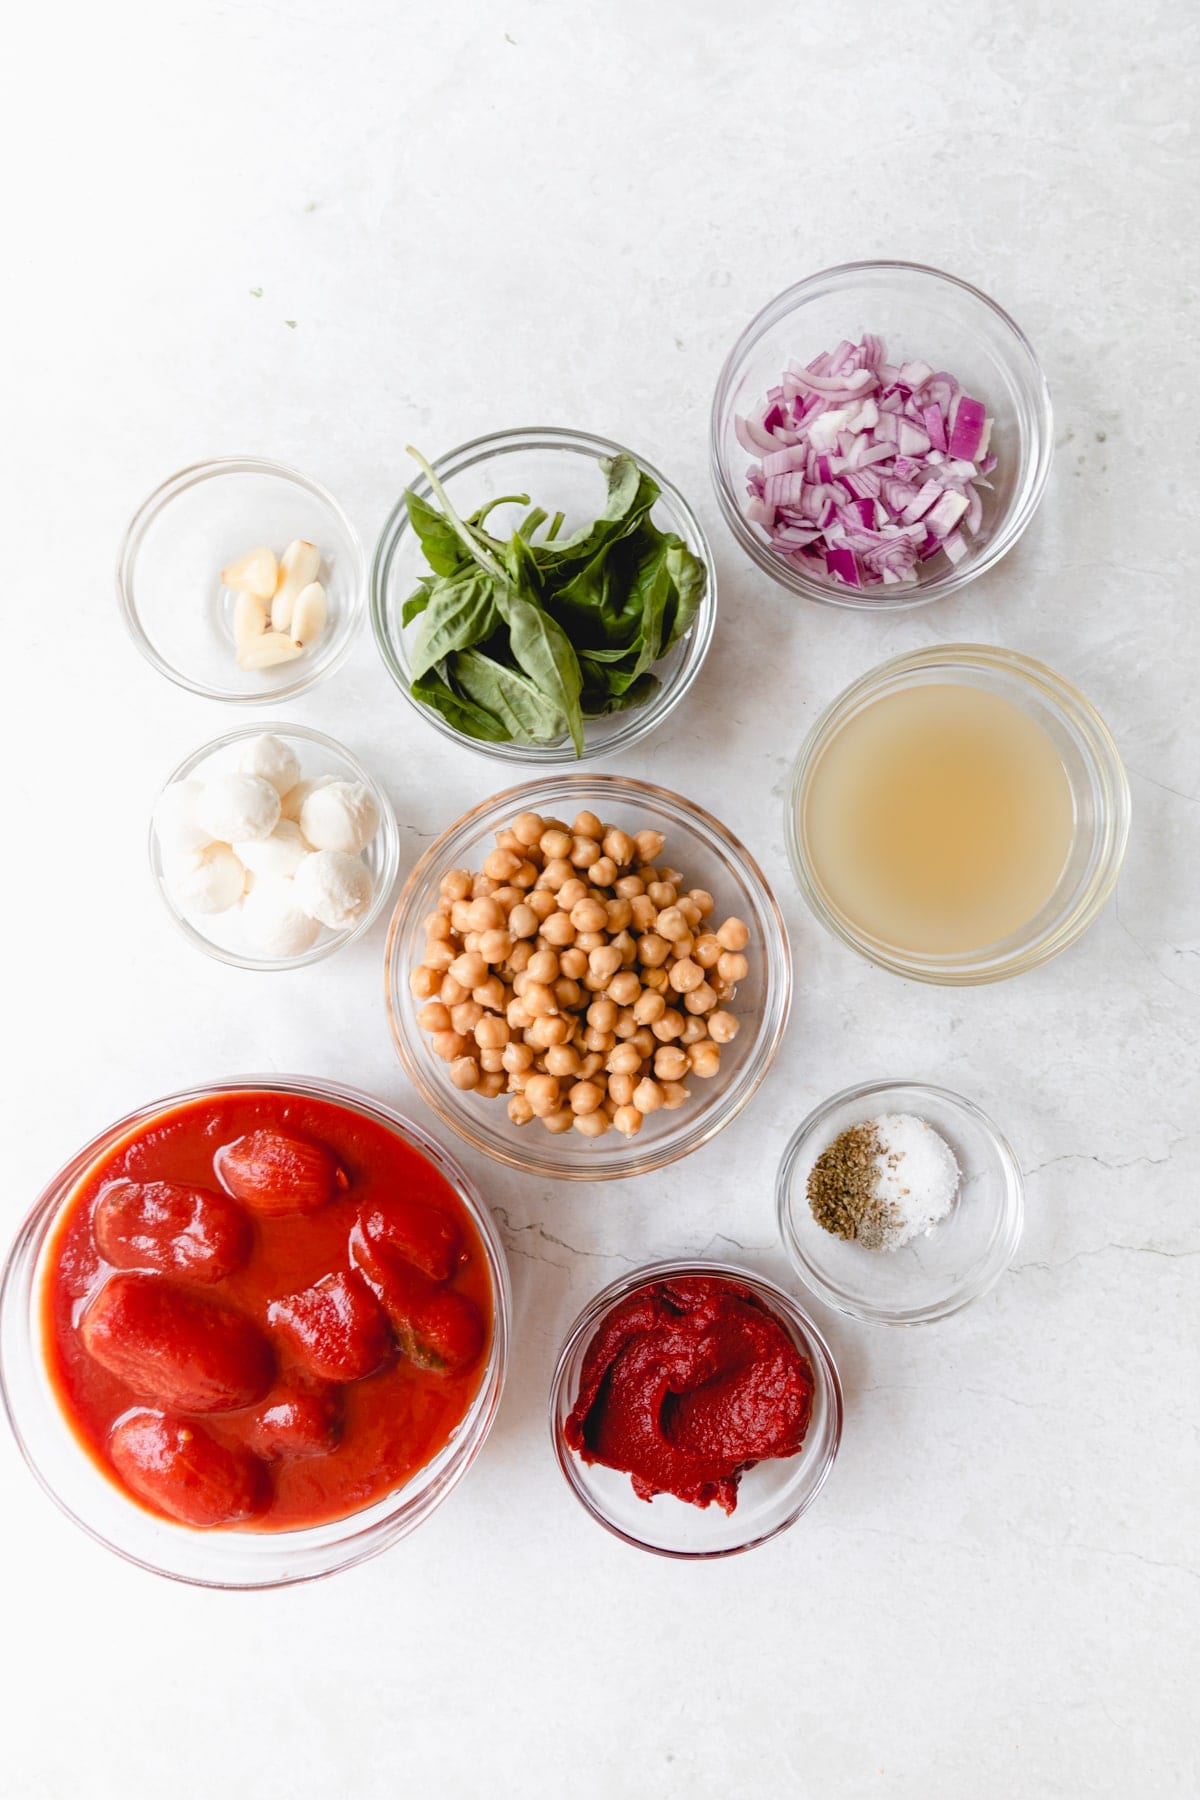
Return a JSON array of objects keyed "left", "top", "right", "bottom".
[{"left": 409, "top": 810, "right": 751, "bottom": 1140}]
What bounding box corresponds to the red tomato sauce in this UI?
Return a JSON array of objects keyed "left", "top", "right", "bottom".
[
  {"left": 43, "top": 1091, "right": 494, "bottom": 1532},
  {"left": 564, "top": 1275, "right": 813, "bottom": 1513}
]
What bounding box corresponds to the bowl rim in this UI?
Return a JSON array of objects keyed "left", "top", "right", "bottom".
[
  {"left": 709, "top": 258, "right": 1054, "bottom": 611},
  {"left": 116, "top": 454, "right": 366, "bottom": 703},
  {"left": 548, "top": 1257, "right": 844, "bottom": 1558},
  {"left": 384, "top": 773, "right": 792, "bottom": 1179},
  {"left": 785, "top": 641, "right": 1132, "bottom": 984},
  {"left": 0, "top": 1075, "right": 511, "bottom": 1589},
  {"left": 149, "top": 720, "right": 401, "bottom": 971},
  {"left": 774, "top": 1078, "right": 1025, "bottom": 1325},
  {"left": 369, "top": 425, "right": 718, "bottom": 762}
]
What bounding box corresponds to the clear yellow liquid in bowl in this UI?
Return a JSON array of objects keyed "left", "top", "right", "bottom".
[{"left": 804, "top": 683, "right": 1074, "bottom": 956}]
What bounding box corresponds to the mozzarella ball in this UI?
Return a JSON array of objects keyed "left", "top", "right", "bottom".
[
  {"left": 300, "top": 780, "right": 380, "bottom": 855},
  {"left": 167, "top": 843, "right": 245, "bottom": 914},
  {"left": 279, "top": 774, "right": 335, "bottom": 825},
  {"left": 153, "top": 780, "right": 211, "bottom": 855},
  {"left": 237, "top": 732, "right": 301, "bottom": 797},
  {"left": 233, "top": 819, "right": 308, "bottom": 881},
  {"left": 241, "top": 878, "right": 322, "bottom": 957},
  {"left": 197, "top": 773, "right": 281, "bottom": 844},
  {"left": 293, "top": 850, "right": 373, "bottom": 930}
]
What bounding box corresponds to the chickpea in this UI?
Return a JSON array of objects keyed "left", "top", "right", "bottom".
[
  {"left": 717, "top": 917, "right": 749, "bottom": 952},
  {"left": 522, "top": 981, "right": 557, "bottom": 1018},
  {"left": 508, "top": 1094, "right": 534, "bottom": 1126},
  {"left": 508, "top": 940, "right": 533, "bottom": 975},
  {"left": 684, "top": 982, "right": 717, "bottom": 1015},
  {"left": 573, "top": 810, "right": 604, "bottom": 841},
  {"left": 612, "top": 1104, "right": 643, "bottom": 1138},
  {"left": 643, "top": 966, "right": 669, "bottom": 994},
  {"left": 603, "top": 968, "right": 638, "bottom": 1006},
  {"left": 526, "top": 1073, "right": 561, "bottom": 1117},
  {"left": 680, "top": 1015, "right": 708, "bottom": 1046},
  {"left": 410, "top": 964, "right": 440, "bottom": 1001},
  {"left": 478, "top": 929, "right": 513, "bottom": 965},
  {"left": 583, "top": 1026, "right": 616, "bottom": 1054},
  {"left": 607, "top": 1042, "right": 643, "bottom": 1077},
  {"left": 573, "top": 1110, "right": 611, "bottom": 1139},
  {"left": 588, "top": 944, "right": 623, "bottom": 983},
  {"left": 661, "top": 1080, "right": 691, "bottom": 1110},
  {"left": 542, "top": 1108, "right": 575, "bottom": 1135},
  {"left": 557, "top": 877, "right": 589, "bottom": 910},
  {"left": 637, "top": 933, "right": 670, "bottom": 968},
  {"left": 570, "top": 898, "right": 608, "bottom": 935},
  {"left": 512, "top": 812, "right": 545, "bottom": 846},
  {"left": 589, "top": 855, "right": 618, "bottom": 887},
  {"left": 510, "top": 860, "right": 539, "bottom": 889},
  {"left": 509, "top": 902, "right": 538, "bottom": 940},
  {"left": 587, "top": 998, "right": 618, "bottom": 1032},
  {"left": 677, "top": 898, "right": 702, "bottom": 929},
  {"left": 539, "top": 828, "right": 573, "bottom": 861},
  {"left": 568, "top": 1079, "right": 603, "bottom": 1116},
  {"left": 540, "top": 910, "right": 575, "bottom": 947},
  {"left": 554, "top": 977, "right": 583, "bottom": 1010},
  {"left": 423, "top": 939, "right": 455, "bottom": 973},
  {"left": 707, "top": 1011, "right": 740, "bottom": 1044},
  {"left": 502, "top": 1040, "right": 534, "bottom": 1075},
  {"left": 651, "top": 1009, "right": 684, "bottom": 1042},
  {"left": 717, "top": 951, "right": 749, "bottom": 984},
  {"left": 632, "top": 1076, "right": 664, "bottom": 1114},
  {"left": 540, "top": 857, "right": 574, "bottom": 891},
  {"left": 527, "top": 1014, "right": 571, "bottom": 1048},
  {"left": 570, "top": 836, "right": 601, "bottom": 869},
  {"left": 603, "top": 828, "right": 635, "bottom": 865},
  {"left": 477, "top": 1072, "right": 506, "bottom": 1099},
  {"left": 449, "top": 1056, "right": 480, "bottom": 1091},
  {"left": 578, "top": 1052, "right": 604, "bottom": 1080},
  {"left": 440, "top": 869, "right": 472, "bottom": 902},
  {"left": 474, "top": 974, "right": 507, "bottom": 1012},
  {"left": 417, "top": 1000, "right": 451, "bottom": 1033},
  {"left": 608, "top": 1071, "right": 636, "bottom": 1107},
  {"left": 424, "top": 911, "right": 453, "bottom": 941},
  {"left": 451, "top": 1000, "right": 483, "bottom": 1035},
  {"left": 647, "top": 881, "right": 677, "bottom": 910},
  {"left": 431, "top": 1030, "right": 469, "bottom": 1062},
  {"left": 711, "top": 975, "right": 733, "bottom": 1002},
  {"left": 629, "top": 1028, "right": 656, "bottom": 1059},
  {"left": 613, "top": 1008, "right": 639, "bottom": 1040},
  {"left": 668, "top": 958, "right": 704, "bottom": 995},
  {"left": 656, "top": 906, "right": 689, "bottom": 942},
  {"left": 439, "top": 975, "right": 468, "bottom": 1007},
  {"left": 633, "top": 830, "right": 663, "bottom": 862},
  {"left": 687, "top": 888, "right": 715, "bottom": 918},
  {"left": 506, "top": 998, "right": 532, "bottom": 1032},
  {"left": 556, "top": 946, "right": 585, "bottom": 980},
  {"left": 491, "top": 884, "right": 522, "bottom": 913},
  {"left": 689, "top": 1041, "right": 722, "bottom": 1078},
  {"left": 693, "top": 934, "right": 722, "bottom": 969},
  {"left": 480, "top": 1047, "right": 506, "bottom": 1073},
  {"left": 545, "top": 1044, "right": 582, "bottom": 1078},
  {"left": 605, "top": 897, "right": 633, "bottom": 932},
  {"left": 448, "top": 951, "right": 486, "bottom": 991},
  {"left": 466, "top": 896, "right": 503, "bottom": 933},
  {"left": 527, "top": 947, "right": 560, "bottom": 985},
  {"left": 528, "top": 889, "right": 557, "bottom": 922},
  {"left": 654, "top": 1045, "right": 689, "bottom": 1082},
  {"left": 633, "top": 988, "right": 666, "bottom": 1024},
  {"left": 575, "top": 930, "right": 606, "bottom": 952},
  {"left": 615, "top": 874, "right": 645, "bottom": 899},
  {"left": 630, "top": 894, "right": 658, "bottom": 932}
]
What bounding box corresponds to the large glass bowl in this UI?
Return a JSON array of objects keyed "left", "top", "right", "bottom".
[
  {"left": 0, "top": 1078, "right": 510, "bottom": 1588},
  {"left": 711, "top": 260, "right": 1053, "bottom": 609},
  {"left": 786, "top": 644, "right": 1131, "bottom": 984},
  {"left": 149, "top": 722, "right": 401, "bottom": 971},
  {"left": 370, "top": 427, "right": 717, "bottom": 762},
  {"left": 549, "top": 1260, "right": 842, "bottom": 1557},
  {"left": 118, "top": 457, "right": 365, "bottom": 702},
  {"left": 385, "top": 775, "right": 791, "bottom": 1179}
]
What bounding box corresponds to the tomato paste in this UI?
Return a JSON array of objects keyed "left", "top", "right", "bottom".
[
  {"left": 564, "top": 1275, "right": 813, "bottom": 1512},
  {"left": 43, "top": 1091, "right": 493, "bottom": 1531}
]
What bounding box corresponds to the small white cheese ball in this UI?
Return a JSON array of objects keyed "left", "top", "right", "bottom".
[
  {"left": 237, "top": 732, "right": 301, "bottom": 797},
  {"left": 241, "top": 877, "right": 322, "bottom": 957},
  {"left": 299, "top": 780, "right": 381, "bottom": 855},
  {"left": 233, "top": 819, "right": 309, "bottom": 881},
  {"left": 279, "top": 774, "right": 335, "bottom": 824},
  {"left": 293, "top": 850, "right": 374, "bottom": 931},
  {"left": 153, "top": 780, "right": 211, "bottom": 855},
  {"left": 197, "top": 773, "right": 281, "bottom": 844},
  {"left": 168, "top": 843, "right": 245, "bottom": 915}
]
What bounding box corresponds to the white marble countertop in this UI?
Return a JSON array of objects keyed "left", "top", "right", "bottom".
[{"left": 2, "top": 2, "right": 1197, "bottom": 1794}]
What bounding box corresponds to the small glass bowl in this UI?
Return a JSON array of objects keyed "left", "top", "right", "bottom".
[
  {"left": 370, "top": 427, "right": 717, "bottom": 761},
  {"left": 0, "top": 1078, "right": 511, "bottom": 1588},
  {"left": 150, "top": 723, "right": 400, "bottom": 970},
  {"left": 118, "top": 457, "right": 365, "bottom": 702},
  {"left": 549, "top": 1260, "right": 842, "bottom": 1558},
  {"left": 787, "top": 644, "right": 1131, "bottom": 984},
  {"left": 385, "top": 775, "right": 791, "bottom": 1179},
  {"left": 776, "top": 1081, "right": 1024, "bottom": 1325},
  {"left": 710, "top": 260, "right": 1053, "bottom": 610}
]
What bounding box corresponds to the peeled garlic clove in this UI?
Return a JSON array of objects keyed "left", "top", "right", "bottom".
[
  {"left": 238, "top": 630, "right": 304, "bottom": 672},
  {"left": 221, "top": 546, "right": 278, "bottom": 600},
  {"left": 272, "top": 539, "right": 321, "bottom": 632},
  {"left": 290, "top": 580, "right": 327, "bottom": 648},
  {"left": 233, "top": 589, "right": 270, "bottom": 651}
]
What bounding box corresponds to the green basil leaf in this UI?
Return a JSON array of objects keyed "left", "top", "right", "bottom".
[
  {"left": 411, "top": 667, "right": 509, "bottom": 742},
  {"left": 580, "top": 670, "right": 661, "bottom": 716},
  {"left": 409, "top": 573, "right": 502, "bottom": 682},
  {"left": 449, "top": 649, "right": 567, "bottom": 744},
  {"left": 537, "top": 454, "right": 659, "bottom": 569},
  {"left": 661, "top": 537, "right": 707, "bottom": 647},
  {"left": 404, "top": 489, "right": 469, "bottom": 577},
  {"left": 401, "top": 576, "right": 436, "bottom": 628},
  {"left": 492, "top": 585, "right": 584, "bottom": 756}
]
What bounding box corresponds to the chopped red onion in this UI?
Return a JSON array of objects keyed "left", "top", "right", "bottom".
[{"left": 737, "top": 337, "right": 994, "bottom": 591}]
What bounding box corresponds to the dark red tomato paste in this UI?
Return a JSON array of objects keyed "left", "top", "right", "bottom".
[
  {"left": 564, "top": 1275, "right": 813, "bottom": 1513},
  {"left": 43, "top": 1091, "right": 493, "bottom": 1531}
]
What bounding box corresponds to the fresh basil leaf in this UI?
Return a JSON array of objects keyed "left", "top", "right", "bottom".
[
  {"left": 537, "top": 454, "right": 659, "bottom": 569},
  {"left": 409, "top": 573, "right": 501, "bottom": 682},
  {"left": 662, "top": 537, "right": 707, "bottom": 645},
  {"left": 411, "top": 667, "right": 509, "bottom": 742},
  {"left": 401, "top": 576, "right": 436, "bottom": 628},
  {"left": 493, "top": 585, "right": 584, "bottom": 756},
  {"left": 404, "top": 488, "right": 469, "bottom": 577},
  {"left": 449, "top": 649, "right": 567, "bottom": 744},
  {"left": 580, "top": 669, "right": 661, "bottom": 716}
]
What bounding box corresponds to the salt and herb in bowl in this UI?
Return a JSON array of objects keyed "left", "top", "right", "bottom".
[{"left": 776, "top": 1080, "right": 1023, "bottom": 1325}]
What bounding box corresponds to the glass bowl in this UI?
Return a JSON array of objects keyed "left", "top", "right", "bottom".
[
  {"left": 0, "top": 1077, "right": 511, "bottom": 1588},
  {"left": 549, "top": 1260, "right": 842, "bottom": 1557},
  {"left": 776, "top": 1080, "right": 1024, "bottom": 1325},
  {"left": 370, "top": 427, "right": 717, "bottom": 762},
  {"left": 118, "top": 457, "right": 365, "bottom": 702},
  {"left": 786, "top": 644, "right": 1131, "bottom": 984},
  {"left": 384, "top": 775, "right": 791, "bottom": 1179},
  {"left": 710, "top": 260, "right": 1053, "bottom": 610},
  {"left": 150, "top": 723, "right": 400, "bottom": 971}
]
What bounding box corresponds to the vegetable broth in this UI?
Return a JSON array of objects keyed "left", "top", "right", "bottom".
[{"left": 803, "top": 683, "right": 1073, "bottom": 955}]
